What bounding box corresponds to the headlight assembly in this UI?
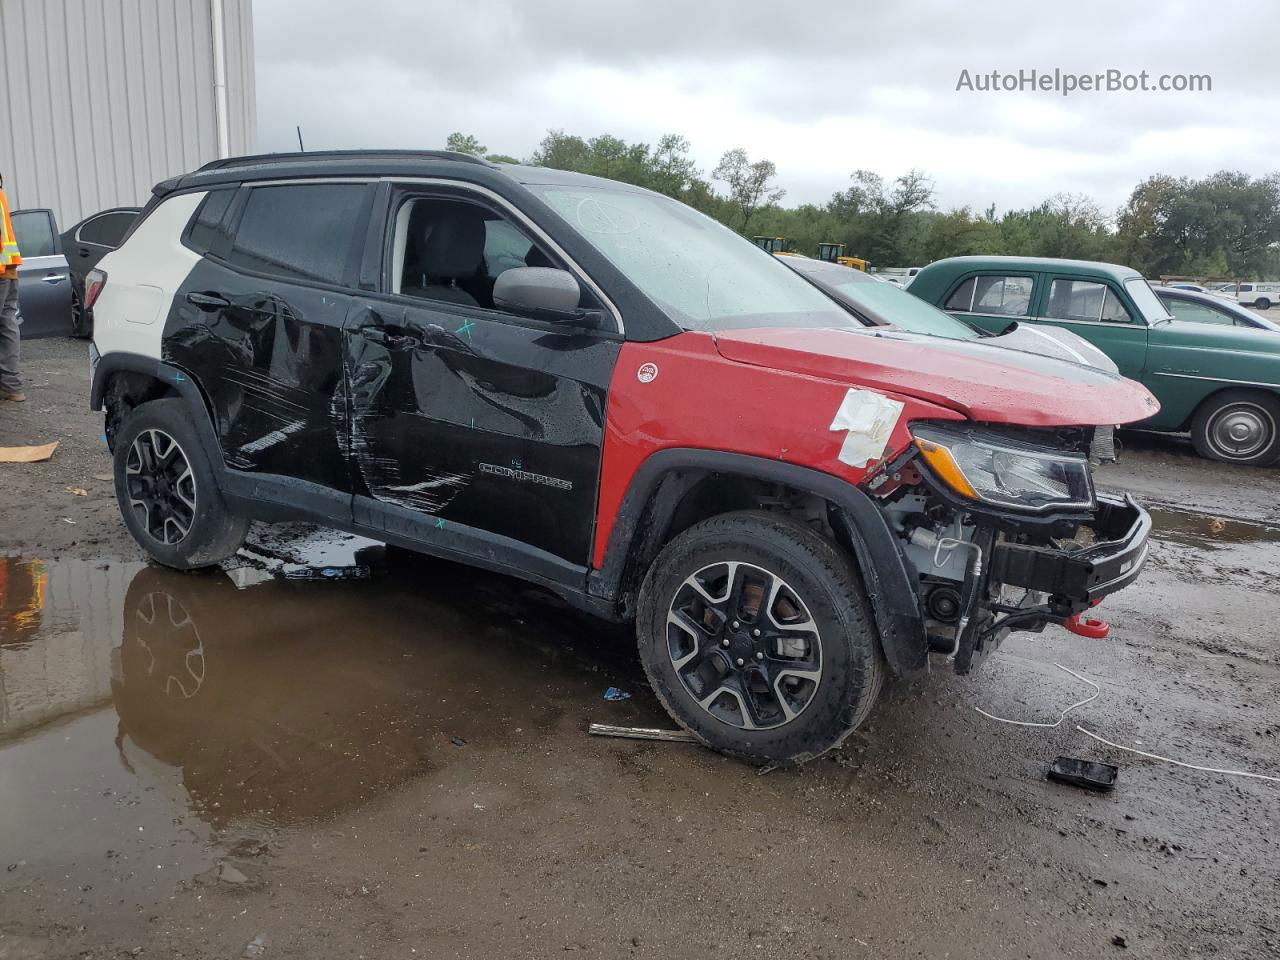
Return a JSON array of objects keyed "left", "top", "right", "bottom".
[{"left": 911, "top": 425, "right": 1096, "bottom": 513}]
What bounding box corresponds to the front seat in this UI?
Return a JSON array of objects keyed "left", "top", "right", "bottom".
[{"left": 403, "top": 205, "right": 486, "bottom": 306}]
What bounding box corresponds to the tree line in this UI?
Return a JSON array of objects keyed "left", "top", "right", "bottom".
[{"left": 444, "top": 131, "right": 1280, "bottom": 278}]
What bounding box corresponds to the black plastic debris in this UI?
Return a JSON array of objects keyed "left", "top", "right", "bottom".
[{"left": 1048, "top": 756, "right": 1119, "bottom": 791}]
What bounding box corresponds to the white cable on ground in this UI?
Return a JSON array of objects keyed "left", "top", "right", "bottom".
[
  {"left": 973, "top": 662, "right": 1280, "bottom": 785},
  {"left": 973, "top": 662, "right": 1099, "bottom": 728},
  {"left": 1074, "top": 726, "right": 1280, "bottom": 784}
]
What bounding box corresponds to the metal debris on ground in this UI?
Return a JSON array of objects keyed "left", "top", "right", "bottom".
[
  {"left": 0, "top": 441, "right": 58, "bottom": 463},
  {"left": 588, "top": 723, "right": 697, "bottom": 743},
  {"left": 449, "top": 736, "right": 467, "bottom": 747},
  {"left": 602, "top": 687, "right": 631, "bottom": 701},
  {"left": 281, "top": 564, "right": 370, "bottom": 581}
]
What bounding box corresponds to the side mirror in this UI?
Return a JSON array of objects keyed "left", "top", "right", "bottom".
[{"left": 493, "top": 267, "right": 583, "bottom": 321}]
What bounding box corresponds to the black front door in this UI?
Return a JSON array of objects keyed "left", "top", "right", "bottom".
[{"left": 345, "top": 189, "right": 621, "bottom": 572}]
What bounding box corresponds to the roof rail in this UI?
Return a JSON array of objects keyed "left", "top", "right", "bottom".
[{"left": 195, "top": 149, "right": 495, "bottom": 172}]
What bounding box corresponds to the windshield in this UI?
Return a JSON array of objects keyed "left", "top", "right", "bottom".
[
  {"left": 527, "top": 184, "right": 857, "bottom": 332},
  {"left": 787, "top": 259, "right": 982, "bottom": 339},
  {"left": 1125, "top": 277, "right": 1174, "bottom": 322}
]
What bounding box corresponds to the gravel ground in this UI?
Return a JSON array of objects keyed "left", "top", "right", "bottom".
[{"left": 1, "top": 337, "right": 1277, "bottom": 960}]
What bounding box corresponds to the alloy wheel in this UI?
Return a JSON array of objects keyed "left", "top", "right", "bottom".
[
  {"left": 70, "top": 290, "right": 84, "bottom": 336},
  {"left": 133, "top": 590, "right": 206, "bottom": 699},
  {"left": 125, "top": 429, "right": 197, "bottom": 544},
  {"left": 1206, "top": 402, "right": 1275, "bottom": 461},
  {"left": 666, "top": 561, "right": 822, "bottom": 730}
]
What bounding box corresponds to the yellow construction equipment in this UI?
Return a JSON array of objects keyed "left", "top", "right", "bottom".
[
  {"left": 752, "top": 236, "right": 787, "bottom": 254},
  {"left": 816, "top": 242, "right": 869, "bottom": 271}
]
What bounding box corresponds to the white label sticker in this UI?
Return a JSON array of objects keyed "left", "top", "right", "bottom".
[
  {"left": 637, "top": 362, "right": 659, "bottom": 384},
  {"left": 828, "top": 389, "right": 904, "bottom": 468}
]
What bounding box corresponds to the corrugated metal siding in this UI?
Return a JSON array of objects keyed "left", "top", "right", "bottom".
[{"left": 0, "top": 0, "right": 255, "bottom": 230}]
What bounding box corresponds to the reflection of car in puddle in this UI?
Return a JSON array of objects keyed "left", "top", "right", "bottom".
[{"left": 111, "top": 561, "right": 645, "bottom": 827}]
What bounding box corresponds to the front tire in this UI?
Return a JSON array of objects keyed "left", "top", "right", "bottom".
[
  {"left": 113, "top": 399, "right": 249, "bottom": 569},
  {"left": 1190, "top": 390, "right": 1280, "bottom": 466},
  {"left": 636, "top": 511, "right": 884, "bottom": 765}
]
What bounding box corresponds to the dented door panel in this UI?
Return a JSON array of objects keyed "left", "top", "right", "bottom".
[
  {"left": 345, "top": 297, "right": 620, "bottom": 565},
  {"left": 164, "top": 258, "right": 354, "bottom": 492}
]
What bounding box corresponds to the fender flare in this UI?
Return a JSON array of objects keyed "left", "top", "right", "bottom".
[
  {"left": 90, "top": 351, "right": 225, "bottom": 467},
  {"left": 588, "top": 449, "right": 928, "bottom": 677}
]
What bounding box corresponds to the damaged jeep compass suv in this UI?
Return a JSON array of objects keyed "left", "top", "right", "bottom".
[{"left": 89, "top": 151, "right": 1155, "bottom": 764}]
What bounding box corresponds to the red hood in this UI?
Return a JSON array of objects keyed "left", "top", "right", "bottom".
[{"left": 713, "top": 327, "right": 1160, "bottom": 427}]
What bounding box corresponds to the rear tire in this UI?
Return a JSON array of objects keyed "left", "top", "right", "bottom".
[
  {"left": 1190, "top": 390, "right": 1280, "bottom": 466},
  {"left": 636, "top": 511, "right": 884, "bottom": 765},
  {"left": 113, "top": 398, "right": 248, "bottom": 569},
  {"left": 69, "top": 288, "right": 93, "bottom": 339},
  {"left": 1256, "top": 298, "right": 1272, "bottom": 310}
]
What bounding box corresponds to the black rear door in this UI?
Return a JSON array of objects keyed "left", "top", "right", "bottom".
[
  {"left": 344, "top": 184, "right": 622, "bottom": 575},
  {"left": 164, "top": 181, "right": 375, "bottom": 518}
]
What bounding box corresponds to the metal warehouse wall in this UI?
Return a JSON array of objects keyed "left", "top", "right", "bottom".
[{"left": 0, "top": 0, "right": 256, "bottom": 229}]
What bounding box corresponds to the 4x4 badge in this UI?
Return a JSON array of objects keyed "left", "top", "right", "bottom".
[{"left": 637, "top": 362, "right": 659, "bottom": 384}]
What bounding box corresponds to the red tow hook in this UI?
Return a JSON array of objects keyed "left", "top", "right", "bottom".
[{"left": 1064, "top": 600, "right": 1110, "bottom": 639}]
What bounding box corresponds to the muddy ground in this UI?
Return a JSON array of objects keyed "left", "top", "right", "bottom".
[{"left": 1, "top": 338, "right": 1277, "bottom": 960}]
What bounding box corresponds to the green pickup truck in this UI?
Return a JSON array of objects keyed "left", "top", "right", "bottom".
[{"left": 909, "top": 256, "right": 1280, "bottom": 466}]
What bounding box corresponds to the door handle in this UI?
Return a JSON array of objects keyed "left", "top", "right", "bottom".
[
  {"left": 186, "top": 291, "right": 230, "bottom": 309},
  {"left": 41, "top": 273, "right": 66, "bottom": 284},
  {"left": 78, "top": 249, "right": 91, "bottom": 258},
  {"left": 360, "top": 325, "right": 419, "bottom": 350}
]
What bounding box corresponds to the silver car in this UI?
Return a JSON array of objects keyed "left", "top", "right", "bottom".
[{"left": 779, "top": 255, "right": 1122, "bottom": 459}]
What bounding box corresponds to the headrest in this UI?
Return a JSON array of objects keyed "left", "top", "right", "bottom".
[{"left": 419, "top": 206, "right": 485, "bottom": 278}]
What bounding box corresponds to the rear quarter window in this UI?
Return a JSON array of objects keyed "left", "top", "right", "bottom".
[
  {"left": 79, "top": 212, "right": 138, "bottom": 247},
  {"left": 185, "top": 189, "right": 236, "bottom": 255}
]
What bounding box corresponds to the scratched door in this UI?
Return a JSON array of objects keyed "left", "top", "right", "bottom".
[
  {"left": 344, "top": 293, "right": 620, "bottom": 565},
  {"left": 164, "top": 182, "right": 373, "bottom": 495}
]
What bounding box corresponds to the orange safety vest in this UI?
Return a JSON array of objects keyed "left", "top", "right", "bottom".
[{"left": 0, "top": 188, "right": 23, "bottom": 279}]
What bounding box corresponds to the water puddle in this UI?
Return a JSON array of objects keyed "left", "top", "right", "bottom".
[
  {"left": 1146, "top": 505, "right": 1280, "bottom": 549},
  {"left": 1145, "top": 505, "right": 1280, "bottom": 587},
  {"left": 0, "top": 534, "right": 655, "bottom": 911}
]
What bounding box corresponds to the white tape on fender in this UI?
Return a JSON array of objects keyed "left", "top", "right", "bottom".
[{"left": 827, "top": 389, "right": 904, "bottom": 468}]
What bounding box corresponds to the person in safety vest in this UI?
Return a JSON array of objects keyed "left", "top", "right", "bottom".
[{"left": 0, "top": 171, "right": 26, "bottom": 402}]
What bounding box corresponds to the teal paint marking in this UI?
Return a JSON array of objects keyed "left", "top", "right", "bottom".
[
  {"left": 458, "top": 319, "right": 476, "bottom": 340},
  {"left": 435, "top": 518, "right": 446, "bottom": 529},
  {"left": 173, "top": 372, "right": 186, "bottom": 383}
]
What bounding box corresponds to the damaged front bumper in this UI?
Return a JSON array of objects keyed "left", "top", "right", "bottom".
[
  {"left": 946, "top": 495, "right": 1151, "bottom": 673},
  {"left": 988, "top": 495, "right": 1151, "bottom": 606}
]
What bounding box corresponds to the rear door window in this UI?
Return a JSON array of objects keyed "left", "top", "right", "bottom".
[
  {"left": 10, "top": 211, "right": 56, "bottom": 257},
  {"left": 227, "top": 183, "right": 368, "bottom": 285}
]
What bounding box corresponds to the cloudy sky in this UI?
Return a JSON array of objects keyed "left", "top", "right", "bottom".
[{"left": 253, "top": 0, "right": 1278, "bottom": 215}]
